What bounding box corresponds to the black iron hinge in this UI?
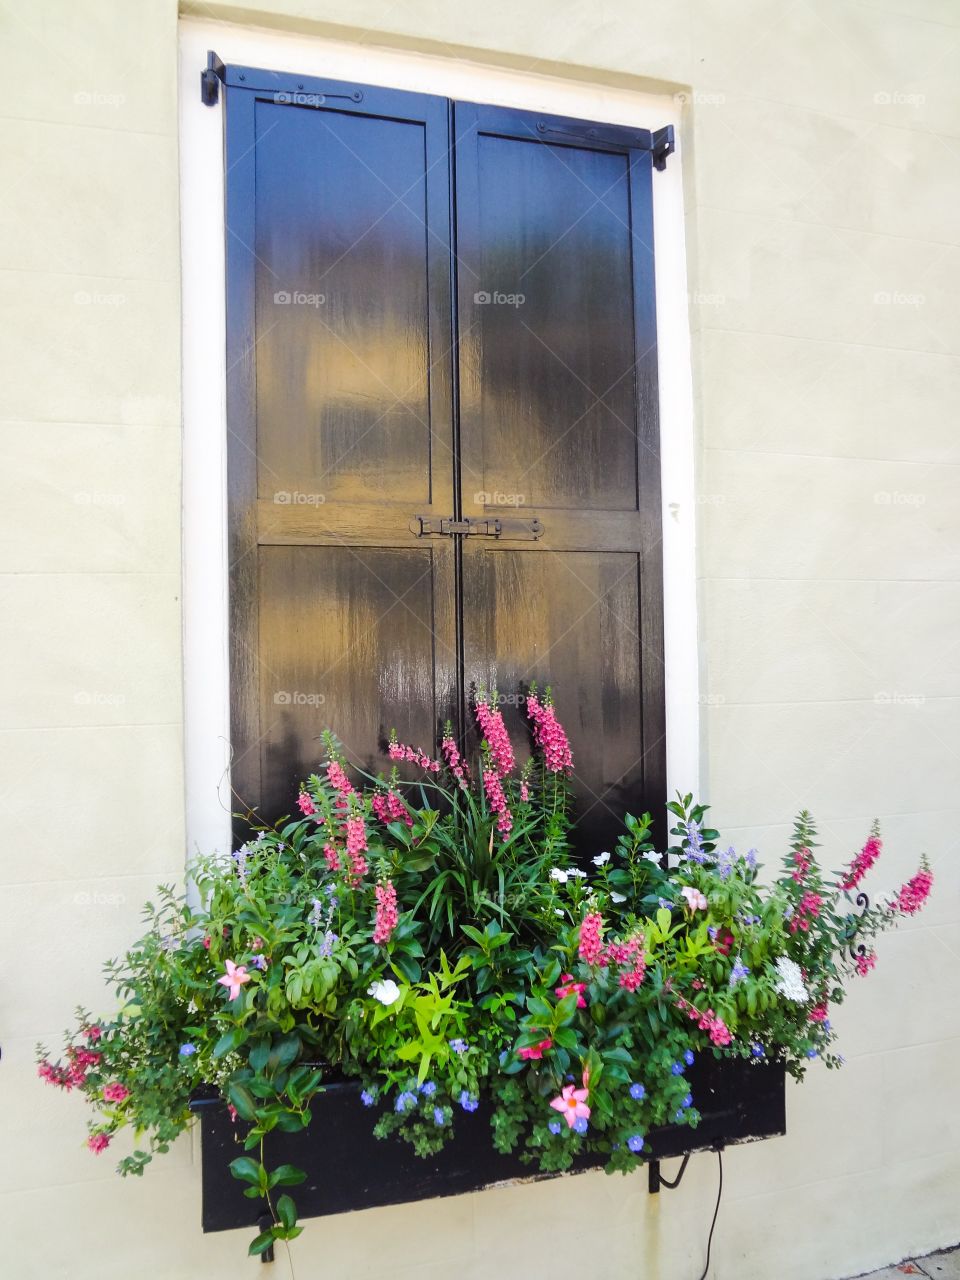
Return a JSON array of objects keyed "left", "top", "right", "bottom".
[
  {"left": 652, "top": 124, "right": 675, "bottom": 171},
  {"left": 410, "top": 515, "right": 544, "bottom": 540},
  {"left": 201, "top": 50, "right": 225, "bottom": 106}
]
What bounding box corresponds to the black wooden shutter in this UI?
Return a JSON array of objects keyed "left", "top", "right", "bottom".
[{"left": 222, "top": 64, "right": 665, "bottom": 849}]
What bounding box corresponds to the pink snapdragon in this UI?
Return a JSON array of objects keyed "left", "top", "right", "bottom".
[
  {"left": 372, "top": 879, "right": 399, "bottom": 946},
  {"left": 550, "top": 1083, "right": 590, "bottom": 1129},
  {"left": 483, "top": 768, "right": 513, "bottom": 838},
  {"left": 102, "top": 1082, "right": 130, "bottom": 1104},
  {"left": 87, "top": 1134, "right": 111, "bottom": 1154},
  {"left": 344, "top": 814, "right": 368, "bottom": 883},
  {"left": 526, "top": 693, "right": 573, "bottom": 774},
  {"left": 675, "top": 993, "right": 733, "bottom": 1047},
  {"left": 387, "top": 737, "right": 441, "bottom": 773},
  {"left": 441, "top": 734, "right": 469, "bottom": 786},
  {"left": 474, "top": 698, "right": 515, "bottom": 776},
  {"left": 841, "top": 833, "right": 882, "bottom": 891},
  {"left": 297, "top": 791, "right": 316, "bottom": 817},
  {"left": 790, "top": 890, "right": 824, "bottom": 934},
  {"left": 326, "top": 759, "right": 355, "bottom": 803},
  {"left": 371, "top": 789, "right": 413, "bottom": 828},
  {"left": 578, "top": 911, "right": 605, "bottom": 966},
  {"left": 616, "top": 936, "right": 647, "bottom": 993},
  {"left": 891, "top": 864, "right": 933, "bottom": 916},
  {"left": 323, "top": 842, "right": 340, "bottom": 873}
]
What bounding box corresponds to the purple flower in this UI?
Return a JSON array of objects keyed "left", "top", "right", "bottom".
[
  {"left": 573, "top": 1116, "right": 588, "bottom": 1135},
  {"left": 318, "top": 930, "right": 338, "bottom": 958},
  {"left": 420, "top": 1080, "right": 437, "bottom": 1096},
  {"left": 459, "top": 1091, "right": 479, "bottom": 1113},
  {"left": 629, "top": 1082, "right": 645, "bottom": 1100},
  {"left": 707, "top": 925, "right": 718, "bottom": 941},
  {"left": 395, "top": 1091, "right": 416, "bottom": 1113},
  {"left": 548, "top": 1121, "right": 562, "bottom": 1135},
  {"left": 179, "top": 1043, "right": 196, "bottom": 1057},
  {"left": 250, "top": 954, "right": 268, "bottom": 971},
  {"left": 745, "top": 849, "right": 758, "bottom": 870},
  {"left": 360, "top": 1089, "right": 376, "bottom": 1107},
  {"left": 433, "top": 1107, "right": 446, "bottom": 1126},
  {"left": 449, "top": 1038, "right": 468, "bottom": 1055},
  {"left": 683, "top": 1049, "right": 695, "bottom": 1066},
  {"left": 627, "top": 1134, "right": 644, "bottom": 1153},
  {"left": 730, "top": 959, "right": 750, "bottom": 986},
  {"left": 684, "top": 821, "right": 706, "bottom": 863}
]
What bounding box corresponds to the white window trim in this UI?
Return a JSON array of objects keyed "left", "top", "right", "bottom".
[{"left": 178, "top": 18, "right": 700, "bottom": 863}]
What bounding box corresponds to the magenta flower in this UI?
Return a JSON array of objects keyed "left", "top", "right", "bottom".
[
  {"left": 102, "top": 1082, "right": 130, "bottom": 1104},
  {"left": 526, "top": 692, "right": 573, "bottom": 773},
  {"left": 87, "top": 1133, "right": 111, "bottom": 1154},
  {"left": 217, "top": 959, "right": 251, "bottom": 1001},
  {"left": 372, "top": 878, "right": 399, "bottom": 946},
  {"left": 474, "top": 697, "right": 515, "bottom": 776},
  {"left": 518, "top": 1037, "right": 553, "bottom": 1061},
  {"left": 297, "top": 791, "right": 316, "bottom": 817},
  {"left": 550, "top": 1084, "right": 591, "bottom": 1129}
]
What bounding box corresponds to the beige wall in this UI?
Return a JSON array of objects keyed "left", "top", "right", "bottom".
[{"left": 2, "top": 1, "right": 958, "bottom": 1276}]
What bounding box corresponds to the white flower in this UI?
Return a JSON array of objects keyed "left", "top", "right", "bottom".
[
  {"left": 773, "top": 957, "right": 808, "bottom": 1003},
  {"left": 592, "top": 852, "right": 611, "bottom": 866},
  {"left": 554, "top": 909, "right": 565, "bottom": 917},
  {"left": 368, "top": 979, "right": 401, "bottom": 1006},
  {"left": 610, "top": 892, "right": 627, "bottom": 904},
  {"left": 549, "top": 868, "right": 569, "bottom": 884},
  {"left": 568, "top": 869, "right": 587, "bottom": 879}
]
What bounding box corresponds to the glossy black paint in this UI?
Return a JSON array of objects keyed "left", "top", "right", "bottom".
[
  {"left": 192, "top": 1057, "right": 785, "bottom": 1232},
  {"left": 225, "top": 67, "right": 666, "bottom": 851}
]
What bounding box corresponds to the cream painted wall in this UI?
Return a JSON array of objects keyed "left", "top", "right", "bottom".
[{"left": 2, "top": 2, "right": 958, "bottom": 1278}]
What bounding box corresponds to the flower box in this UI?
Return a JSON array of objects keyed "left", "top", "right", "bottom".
[{"left": 190, "top": 1056, "right": 785, "bottom": 1232}]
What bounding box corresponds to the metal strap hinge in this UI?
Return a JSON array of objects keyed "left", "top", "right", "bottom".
[{"left": 410, "top": 515, "right": 543, "bottom": 540}]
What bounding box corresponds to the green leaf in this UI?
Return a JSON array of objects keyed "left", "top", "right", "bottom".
[
  {"left": 227, "top": 1083, "right": 258, "bottom": 1123},
  {"left": 269, "top": 1164, "right": 307, "bottom": 1188},
  {"left": 228, "top": 1157, "right": 262, "bottom": 1186},
  {"left": 248, "top": 1229, "right": 276, "bottom": 1257},
  {"left": 276, "top": 1195, "right": 297, "bottom": 1231}
]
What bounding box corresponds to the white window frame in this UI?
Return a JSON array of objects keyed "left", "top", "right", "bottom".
[{"left": 178, "top": 18, "right": 700, "bottom": 863}]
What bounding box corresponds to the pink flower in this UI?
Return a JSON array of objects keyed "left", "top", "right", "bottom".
[
  {"left": 387, "top": 736, "right": 441, "bottom": 773},
  {"left": 372, "top": 879, "right": 399, "bottom": 946},
  {"left": 326, "top": 760, "right": 355, "bottom": 807},
  {"left": 809, "top": 1002, "right": 829, "bottom": 1023},
  {"left": 518, "top": 1037, "right": 553, "bottom": 1061},
  {"left": 550, "top": 1084, "right": 591, "bottom": 1129},
  {"left": 102, "top": 1082, "right": 130, "bottom": 1104},
  {"left": 323, "top": 843, "right": 340, "bottom": 873},
  {"left": 841, "top": 833, "right": 881, "bottom": 890},
  {"left": 217, "top": 958, "right": 251, "bottom": 1001},
  {"left": 680, "top": 885, "right": 708, "bottom": 912},
  {"left": 674, "top": 994, "right": 733, "bottom": 1047},
  {"left": 519, "top": 781, "right": 530, "bottom": 802},
  {"left": 891, "top": 864, "right": 933, "bottom": 916},
  {"left": 344, "top": 814, "right": 368, "bottom": 883},
  {"left": 579, "top": 912, "right": 605, "bottom": 966},
  {"left": 483, "top": 768, "right": 513, "bottom": 838},
  {"left": 475, "top": 697, "right": 515, "bottom": 776},
  {"left": 555, "top": 974, "right": 588, "bottom": 1008},
  {"left": 526, "top": 693, "right": 573, "bottom": 773},
  {"left": 84, "top": 1025, "right": 102, "bottom": 1042},
  {"left": 297, "top": 791, "right": 316, "bottom": 817},
  {"left": 791, "top": 847, "right": 813, "bottom": 884},
  {"left": 441, "top": 735, "right": 469, "bottom": 785},
  {"left": 371, "top": 789, "right": 413, "bottom": 829},
  {"left": 87, "top": 1134, "right": 110, "bottom": 1154},
  {"left": 855, "top": 950, "right": 877, "bottom": 977}
]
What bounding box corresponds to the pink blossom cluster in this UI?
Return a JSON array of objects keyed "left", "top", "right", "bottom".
[
  {"left": 675, "top": 994, "right": 733, "bottom": 1047},
  {"left": 791, "top": 847, "right": 813, "bottom": 884},
  {"left": 87, "top": 1133, "right": 111, "bottom": 1154},
  {"left": 38, "top": 1043, "right": 102, "bottom": 1091},
  {"left": 323, "top": 842, "right": 340, "bottom": 873},
  {"left": 809, "top": 1001, "right": 829, "bottom": 1023},
  {"left": 891, "top": 866, "right": 933, "bottom": 916},
  {"left": 475, "top": 698, "right": 515, "bottom": 775},
  {"left": 789, "top": 890, "right": 824, "bottom": 934},
  {"left": 614, "top": 937, "right": 646, "bottom": 993},
  {"left": 441, "top": 734, "right": 469, "bottom": 786},
  {"left": 555, "top": 973, "right": 588, "bottom": 1008},
  {"left": 576, "top": 914, "right": 646, "bottom": 989},
  {"left": 297, "top": 791, "right": 316, "bottom": 817},
  {"left": 841, "top": 834, "right": 882, "bottom": 891},
  {"left": 371, "top": 788, "right": 413, "bottom": 828},
  {"left": 483, "top": 769, "right": 513, "bottom": 837},
  {"left": 854, "top": 950, "right": 877, "bottom": 977},
  {"left": 387, "top": 738, "right": 441, "bottom": 772},
  {"left": 102, "top": 1082, "right": 130, "bottom": 1104},
  {"left": 578, "top": 911, "right": 605, "bottom": 965},
  {"left": 344, "top": 814, "right": 368, "bottom": 884},
  {"left": 519, "top": 781, "right": 530, "bottom": 802},
  {"left": 526, "top": 693, "right": 573, "bottom": 774},
  {"left": 372, "top": 879, "right": 399, "bottom": 945},
  {"left": 326, "top": 759, "right": 356, "bottom": 806}
]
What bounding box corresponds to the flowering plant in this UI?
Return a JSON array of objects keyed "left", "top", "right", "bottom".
[{"left": 38, "top": 690, "right": 933, "bottom": 1258}]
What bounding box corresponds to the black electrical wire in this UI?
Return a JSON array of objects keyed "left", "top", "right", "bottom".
[{"left": 696, "top": 1149, "right": 724, "bottom": 1280}]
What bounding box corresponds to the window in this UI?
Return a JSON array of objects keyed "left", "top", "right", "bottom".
[{"left": 221, "top": 63, "right": 668, "bottom": 854}]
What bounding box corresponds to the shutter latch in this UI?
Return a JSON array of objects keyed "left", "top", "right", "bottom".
[{"left": 410, "top": 515, "right": 544, "bottom": 540}]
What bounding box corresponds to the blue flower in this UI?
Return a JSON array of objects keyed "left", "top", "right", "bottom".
[
  {"left": 751, "top": 1043, "right": 765, "bottom": 1058},
  {"left": 629, "top": 1082, "right": 645, "bottom": 1100},
  {"left": 360, "top": 1090, "right": 376, "bottom": 1108},
  {"left": 179, "top": 1043, "right": 196, "bottom": 1057},
  {"left": 449, "top": 1038, "right": 468, "bottom": 1055},
  {"left": 673, "top": 1109, "right": 684, "bottom": 1123},
  {"left": 433, "top": 1107, "right": 447, "bottom": 1126},
  {"left": 682, "top": 1093, "right": 693, "bottom": 1109},
  {"left": 745, "top": 849, "right": 758, "bottom": 870},
  {"left": 459, "top": 1091, "right": 479, "bottom": 1113},
  {"left": 707, "top": 925, "right": 718, "bottom": 941},
  {"left": 671, "top": 1062, "right": 684, "bottom": 1076},
  {"left": 683, "top": 1049, "right": 695, "bottom": 1066},
  {"left": 420, "top": 1080, "right": 437, "bottom": 1096},
  {"left": 627, "top": 1133, "right": 645, "bottom": 1153},
  {"left": 573, "top": 1116, "right": 588, "bottom": 1135},
  {"left": 806, "top": 1048, "right": 818, "bottom": 1059},
  {"left": 823, "top": 1020, "right": 832, "bottom": 1032},
  {"left": 548, "top": 1121, "right": 562, "bottom": 1135},
  {"left": 395, "top": 1091, "right": 416, "bottom": 1113}
]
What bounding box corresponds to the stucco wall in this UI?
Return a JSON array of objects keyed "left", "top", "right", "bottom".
[{"left": 2, "top": 1, "right": 958, "bottom": 1277}]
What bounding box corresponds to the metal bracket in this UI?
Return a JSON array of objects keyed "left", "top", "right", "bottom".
[
  {"left": 201, "top": 50, "right": 225, "bottom": 107},
  {"left": 652, "top": 124, "right": 675, "bottom": 171},
  {"left": 409, "top": 515, "right": 544, "bottom": 540},
  {"left": 257, "top": 1213, "right": 275, "bottom": 1264}
]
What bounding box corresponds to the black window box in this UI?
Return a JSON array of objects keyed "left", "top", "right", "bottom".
[{"left": 190, "top": 1057, "right": 785, "bottom": 1232}]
